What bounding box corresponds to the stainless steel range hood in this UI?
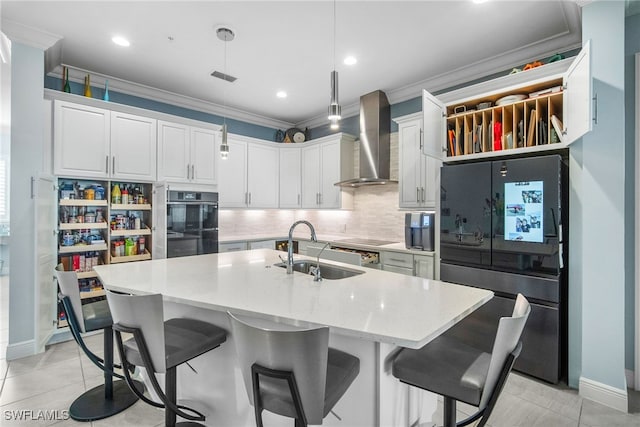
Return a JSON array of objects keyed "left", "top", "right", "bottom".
[{"left": 335, "top": 90, "right": 397, "bottom": 187}]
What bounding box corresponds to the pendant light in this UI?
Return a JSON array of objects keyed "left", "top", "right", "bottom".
[
  {"left": 218, "top": 27, "right": 234, "bottom": 159},
  {"left": 328, "top": 0, "right": 341, "bottom": 130}
]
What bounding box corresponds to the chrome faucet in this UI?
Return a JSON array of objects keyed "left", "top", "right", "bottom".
[
  {"left": 287, "top": 220, "right": 317, "bottom": 274},
  {"left": 310, "top": 241, "right": 331, "bottom": 282}
]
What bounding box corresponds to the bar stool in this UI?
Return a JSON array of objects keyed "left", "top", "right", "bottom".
[
  {"left": 54, "top": 265, "right": 141, "bottom": 421},
  {"left": 228, "top": 312, "right": 360, "bottom": 427},
  {"left": 392, "top": 294, "right": 531, "bottom": 427},
  {"left": 106, "top": 291, "right": 227, "bottom": 427}
]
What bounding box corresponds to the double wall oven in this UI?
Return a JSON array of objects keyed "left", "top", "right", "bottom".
[{"left": 166, "top": 191, "right": 219, "bottom": 258}]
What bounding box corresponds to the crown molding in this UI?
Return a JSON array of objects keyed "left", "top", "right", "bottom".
[
  {"left": 0, "top": 19, "right": 61, "bottom": 50},
  {"left": 49, "top": 64, "right": 296, "bottom": 131}
]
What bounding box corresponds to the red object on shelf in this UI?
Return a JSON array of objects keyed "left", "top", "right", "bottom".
[{"left": 493, "top": 121, "right": 503, "bottom": 151}]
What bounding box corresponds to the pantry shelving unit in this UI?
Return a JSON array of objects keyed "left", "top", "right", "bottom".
[{"left": 55, "top": 179, "right": 154, "bottom": 328}]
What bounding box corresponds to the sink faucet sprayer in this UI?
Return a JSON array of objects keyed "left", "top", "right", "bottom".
[
  {"left": 310, "top": 241, "right": 331, "bottom": 282},
  {"left": 287, "top": 221, "right": 317, "bottom": 274}
]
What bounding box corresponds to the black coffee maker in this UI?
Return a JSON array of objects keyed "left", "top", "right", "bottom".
[{"left": 404, "top": 212, "right": 435, "bottom": 251}]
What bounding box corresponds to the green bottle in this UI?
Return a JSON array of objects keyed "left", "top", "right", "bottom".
[{"left": 63, "top": 67, "right": 71, "bottom": 93}]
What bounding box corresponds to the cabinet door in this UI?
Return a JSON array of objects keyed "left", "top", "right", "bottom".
[
  {"left": 563, "top": 39, "right": 592, "bottom": 145},
  {"left": 399, "top": 119, "right": 423, "bottom": 208},
  {"left": 247, "top": 143, "right": 279, "bottom": 208},
  {"left": 152, "top": 182, "right": 167, "bottom": 259},
  {"left": 279, "top": 148, "right": 302, "bottom": 208},
  {"left": 218, "top": 138, "right": 247, "bottom": 207},
  {"left": 110, "top": 112, "right": 157, "bottom": 181},
  {"left": 414, "top": 254, "right": 434, "bottom": 279},
  {"left": 191, "top": 127, "right": 217, "bottom": 185},
  {"left": 54, "top": 101, "right": 110, "bottom": 178},
  {"left": 157, "top": 121, "right": 190, "bottom": 183},
  {"left": 422, "top": 156, "right": 441, "bottom": 208},
  {"left": 422, "top": 90, "right": 446, "bottom": 159},
  {"left": 301, "top": 145, "right": 320, "bottom": 208},
  {"left": 319, "top": 141, "right": 341, "bottom": 208}
]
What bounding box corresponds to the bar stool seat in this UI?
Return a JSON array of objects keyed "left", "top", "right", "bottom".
[{"left": 122, "top": 317, "right": 228, "bottom": 371}]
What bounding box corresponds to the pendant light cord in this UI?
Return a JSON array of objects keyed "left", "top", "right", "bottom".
[
  {"left": 333, "top": 0, "right": 336, "bottom": 71},
  {"left": 223, "top": 34, "right": 227, "bottom": 129}
]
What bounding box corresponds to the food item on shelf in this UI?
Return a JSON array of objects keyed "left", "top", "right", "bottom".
[
  {"left": 112, "top": 183, "right": 121, "bottom": 204},
  {"left": 122, "top": 186, "right": 129, "bottom": 204}
]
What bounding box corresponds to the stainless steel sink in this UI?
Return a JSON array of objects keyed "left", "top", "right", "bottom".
[{"left": 274, "top": 261, "right": 365, "bottom": 280}]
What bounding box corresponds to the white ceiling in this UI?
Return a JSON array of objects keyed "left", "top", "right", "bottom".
[{"left": 1, "top": 1, "right": 584, "bottom": 129}]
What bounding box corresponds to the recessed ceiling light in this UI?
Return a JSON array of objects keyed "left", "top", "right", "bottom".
[
  {"left": 344, "top": 56, "right": 357, "bottom": 66},
  {"left": 276, "top": 91, "right": 287, "bottom": 98},
  {"left": 112, "top": 36, "right": 130, "bottom": 47}
]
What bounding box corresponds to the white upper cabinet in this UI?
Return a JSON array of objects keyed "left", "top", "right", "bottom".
[
  {"left": 218, "top": 136, "right": 278, "bottom": 208},
  {"left": 279, "top": 147, "right": 302, "bottom": 208},
  {"left": 563, "top": 40, "right": 592, "bottom": 145},
  {"left": 110, "top": 111, "right": 157, "bottom": 181},
  {"left": 423, "top": 40, "right": 593, "bottom": 162},
  {"left": 247, "top": 143, "right": 279, "bottom": 208},
  {"left": 397, "top": 114, "right": 440, "bottom": 209},
  {"left": 190, "top": 128, "right": 218, "bottom": 185},
  {"left": 157, "top": 121, "right": 190, "bottom": 182},
  {"left": 301, "top": 134, "right": 355, "bottom": 209},
  {"left": 54, "top": 101, "right": 156, "bottom": 181},
  {"left": 54, "top": 100, "right": 110, "bottom": 178},
  {"left": 157, "top": 121, "right": 217, "bottom": 185}
]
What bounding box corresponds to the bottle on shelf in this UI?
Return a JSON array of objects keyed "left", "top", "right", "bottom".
[
  {"left": 103, "top": 79, "right": 110, "bottom": 102},
  {"left": 83, "top": 74, "right": 92, "bottom": 98},
  {"left": 122, "top": 185, "right": 129, "bottom": 204},
  {"left": 112, "top": 183, "right": 121, "bottom": 204},
  {"left": 63, "top": 66, "right": 71, "bottom": 93}
]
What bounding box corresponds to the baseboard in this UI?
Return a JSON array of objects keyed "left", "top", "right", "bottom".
[
  {"left": 5, "top": 339, "right": 35, "bottom": 360},
  {"left": 625, "top": 369, "right": 634, "bottom": 389},
  {"left": 579, "top": 376, "right": 628, "bottom": 413}
]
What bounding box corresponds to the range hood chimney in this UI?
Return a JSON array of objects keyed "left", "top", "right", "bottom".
[{"left": 335, "top": 90, "right": 397, "bottom": 187}]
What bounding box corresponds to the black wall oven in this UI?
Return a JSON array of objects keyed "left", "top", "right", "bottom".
[{"left": 166, "top": 191, "right": 218, "bottom": 258}]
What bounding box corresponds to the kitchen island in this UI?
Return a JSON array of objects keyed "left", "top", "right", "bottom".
[{"left": 95, "top": 249, "right": 492, "bottom": 426}]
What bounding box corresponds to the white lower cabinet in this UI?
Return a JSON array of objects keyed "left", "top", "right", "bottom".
[
  {"left": 248, "top": 240, "right": 276, "bottom": 250},
  {"left": 380, "top": 251, "right": 414, "bottom": 276},
  {"left": 380, "top": 251, "right": 434, "bottom": 279},
  {"left": 219, "top": 241, "right": 247, "bottom": 252},
  {"left": 414, "top": 254, "right": 434, "bottom": 279}
]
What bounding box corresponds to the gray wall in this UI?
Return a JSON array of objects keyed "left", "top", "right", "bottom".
[{"left": 568, "top": 1, "right": 627, "bottom": 391}]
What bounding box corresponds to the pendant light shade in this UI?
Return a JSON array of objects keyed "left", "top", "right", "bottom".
[
  {"left": 328, "top": 70, "right": 341, "bottom": 120},
  {"left": 328, "top": 0, "right": 341, "bottom": 128},
  {"left": 217, "top": 27, "right": 234, "bottom": 159}
]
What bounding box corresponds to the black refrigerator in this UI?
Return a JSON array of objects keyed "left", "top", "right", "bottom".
[{"left": 440, "top": 153, "right": 568, "bottom": 383}]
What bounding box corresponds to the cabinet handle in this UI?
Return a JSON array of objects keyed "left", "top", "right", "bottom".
[
  {"left": 248, "top": 192, "right": 252, "bottom": 205},
  {"left": 106, "top": 156, "right": 109, "bottom": 174},
  {"left": 112, "top": 156, "right": 116, "bottom": 174},
  {"left": 421, "top": 187, "right": 425, "bottom": 203},
  {"left": 187, "top": 164, "right": 190, "bottom": 179},
  {"left": 417, "top": 187, "right": 420, "bottom": 202},
  {"left": 297, "top": 194, "right": 300, "bottom": 205},
  {"left": 192, "top": 165, "right": 195, "bottom": 179},
  {"left": 419, "top": 129, "right": 423, "bottom": 150},
  {"left": 319, "top": 193, "right": 322, "bottom": 205},
  {"left": 245, "top": 192, "right": 248, "bottom": 205}
]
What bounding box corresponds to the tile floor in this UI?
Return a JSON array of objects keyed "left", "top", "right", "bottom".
[{"left": 1, "top": 275, "right": 640, "bottom": 426}]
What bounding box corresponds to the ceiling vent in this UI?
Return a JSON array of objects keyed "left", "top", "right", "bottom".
[{"left": 211, "top": 70, "right": 237, "bottom": 83}]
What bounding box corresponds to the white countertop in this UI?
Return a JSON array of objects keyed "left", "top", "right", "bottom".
[{"left": 94, "top": 249, "right": 491, "bottom": 349}]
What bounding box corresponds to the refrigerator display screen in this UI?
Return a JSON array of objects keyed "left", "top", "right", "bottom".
[{"left": 504, "top": 181, "right": 543, "bottom": 243}]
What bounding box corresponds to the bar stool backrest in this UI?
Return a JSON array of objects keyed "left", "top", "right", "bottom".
[
  {"left": 479, "top": 293, "right": 531, "bottom": 409},
  {"left": 106, "top": 292, "right": 167, "bottom": 373},
  {"left": 55, "top": 264, "right": 86, "bottom": 333},
  {"left": 228, "top": 312, "right": 329, "bottom": 425}
]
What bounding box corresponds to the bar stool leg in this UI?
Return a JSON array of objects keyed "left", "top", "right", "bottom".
[
  {"left": 443, "top": 397, "right": 456, "bottom": 427},
  {"left": 68, "top": 326, "right": 141, "bottom": 421}
]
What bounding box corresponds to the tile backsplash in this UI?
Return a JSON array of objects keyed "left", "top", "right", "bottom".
[{"left": 219, "top": 133, "right": 407, "bottom": 242}]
